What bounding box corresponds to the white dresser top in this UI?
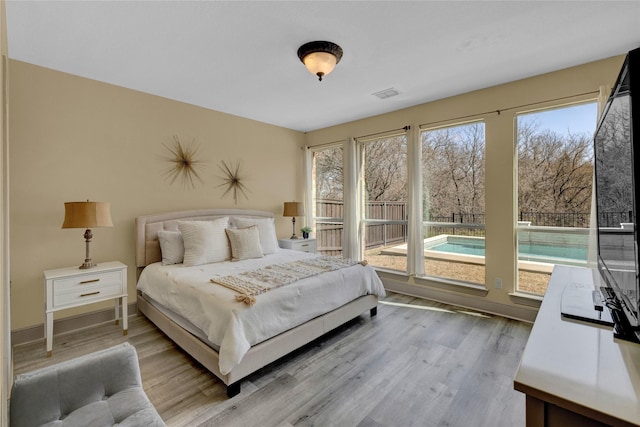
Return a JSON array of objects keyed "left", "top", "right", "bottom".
[
  {"left": 514, "top": 265, "right": 640, "bottom": 426},
  {"left": 44, "top": 261, "right": 126, "bottom": 279}
]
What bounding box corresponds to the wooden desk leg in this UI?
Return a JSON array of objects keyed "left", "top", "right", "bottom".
[
  {"left": 114, "top": 297, "right": 120, "bottom": 325},
  {"left": 122, "top": 296, "right": 128, "bottom": 335},
  {"left": 45, "top": 311, "right": 53, "bottom": 357},
  {"left": 525, "top": 395, "right": 545, "bottom": 427}
]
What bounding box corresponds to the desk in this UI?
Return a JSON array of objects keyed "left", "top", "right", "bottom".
[{"left": 514, "top": 265, "right": 640, "bottom": 426}]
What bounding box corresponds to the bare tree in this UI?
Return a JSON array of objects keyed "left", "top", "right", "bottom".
[
  {"left": 312, "top": 116, "right": 594, "bottom": 227},
  {"left": 313, "top": 147, "right": 343, "bottom": 200},
  {"left": 518, "top": 120, "right": 593, "bottom": 214},
  {"left": 363, "top": 135, "right": 407, "bottom": 202},
  {"left": 422, "top": 122, "right": 485, "bottom": 220},
  {"left": 312, "top": 136, "right": 408, "bottom": 204}
]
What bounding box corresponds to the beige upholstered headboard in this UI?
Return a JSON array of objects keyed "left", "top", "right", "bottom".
[{"left": 135, "top": 208, "right": 275, "bottom": 268}]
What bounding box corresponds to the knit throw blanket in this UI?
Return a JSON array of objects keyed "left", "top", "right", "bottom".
[{"left": 210, "top": 256, "right": 368, "bottom": 306}]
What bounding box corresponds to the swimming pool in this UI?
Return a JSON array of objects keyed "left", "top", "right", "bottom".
[{"left": 426, "top": 236, "right": 588, "bottom": 264}]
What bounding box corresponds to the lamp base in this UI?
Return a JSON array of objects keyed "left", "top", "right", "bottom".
[
  {"left": 79, "top": 260, "right": 96, "bottom": 269},
  {"left": 290, "top": 217, "right": 298, "bottom": 240},
  {"left": 79, "top": 229, "right": 96, "bottom": 269}
]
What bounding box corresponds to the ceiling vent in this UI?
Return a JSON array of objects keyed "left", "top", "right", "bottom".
[{"left": 372, "top": 88, "right": 400, "bottom": 99}]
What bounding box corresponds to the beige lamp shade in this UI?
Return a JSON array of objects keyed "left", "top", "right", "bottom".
[
  {"left": 62, "top": 201, "right": 113, "bottom": 229},
  {"left": 283, "top": 202, "right": 304, "bottom": 217}
]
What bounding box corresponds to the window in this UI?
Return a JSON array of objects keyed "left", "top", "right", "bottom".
[
  {"left": 421, "top": 122, "right": 485, "bottom": 284},
  {"left": 516, "top": 102, "right": 597, "bottom": 295},
  {"left": 311, "top": 146, "right": 344, "bottom": 256},
  {"left": 360, "top": 134, "right": 408, "bottom": 271}
]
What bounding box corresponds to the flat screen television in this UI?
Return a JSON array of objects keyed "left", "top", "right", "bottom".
[{"left": 594, "top": 46, "right": 640, "bottom": 343}]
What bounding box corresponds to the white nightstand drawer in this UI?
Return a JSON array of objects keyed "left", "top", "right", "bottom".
[
  {"left": 53, "top": 282, "right": 124, "bottom": 307},
  {"left": 52, "top": 270, "right": 122, "bottom": 293},
  {"left": 279, "top": 238, "right": 317, "bottom": 253},
  {"left": 294, "top": 241, "right": 316, "bottom": 252}
]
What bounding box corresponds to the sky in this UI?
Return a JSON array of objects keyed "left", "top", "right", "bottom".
[{"left": 518, "top": 102, "right": 598, "bottom": 137}]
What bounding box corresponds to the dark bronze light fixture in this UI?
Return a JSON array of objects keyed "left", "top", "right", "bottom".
[{"left": 297, "top": 41, "right": 343, "bottom": 81}]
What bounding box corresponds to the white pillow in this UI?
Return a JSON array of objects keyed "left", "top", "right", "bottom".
[
  {"left": 178, "top": 218, "right": 230, "bottom": 266},
  {"left": 225, "top": 226, "right": 264, "bottom": 261},
  {"left": 157, "top": 230, "right": 184, "bottom": 265},
  {"left": 233, "top": 217, "right": 279, "bottom": 254}
]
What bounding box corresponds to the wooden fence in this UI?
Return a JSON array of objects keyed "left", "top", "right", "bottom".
[
  {"left": 315, "top": 200, "right": 344, "bottom": 255},
  {"left": 315, "top": 200, "right": 407, "bottom": 255},
  {"left": 314, "top": 200, "right": 628, "bottom": 255}
]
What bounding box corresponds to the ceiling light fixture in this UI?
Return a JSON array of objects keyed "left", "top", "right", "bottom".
[{"left": 297, "top": 41, "right": 343, "bottom": 81}]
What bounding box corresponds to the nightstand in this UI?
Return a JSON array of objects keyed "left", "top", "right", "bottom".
[
  {"left": 44, "top": 261, "right": 128, "bottom": 357},
  {"left": 278, "top": 238, "right": 317, "bottom": 253}
]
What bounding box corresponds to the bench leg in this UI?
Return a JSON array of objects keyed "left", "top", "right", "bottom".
[{"left": 370, "top": 306, "right": 377, "bottom": 317}]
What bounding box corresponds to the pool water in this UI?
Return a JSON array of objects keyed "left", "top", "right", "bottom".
[
  {"left": 428, "top": 239, "right": 588, "bottom": 262},
  {"left": 430, "top": 241, "right": 485, "bottom": 256}
]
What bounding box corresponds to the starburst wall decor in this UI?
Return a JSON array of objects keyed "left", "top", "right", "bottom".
[
  {"left": 217, "top": 160, "right": 250, "bottom": 204},
  {"left": 162, "top": 136, "right": 204, "bottom": 189}
]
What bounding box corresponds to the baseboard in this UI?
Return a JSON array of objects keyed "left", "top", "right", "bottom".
[{"left": 11, "top": 302, "right": 138, "bottom": 346}]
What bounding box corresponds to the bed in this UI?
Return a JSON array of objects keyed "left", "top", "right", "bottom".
[{"left": 135, "top": 208, "right": 384, "bottom": 397}]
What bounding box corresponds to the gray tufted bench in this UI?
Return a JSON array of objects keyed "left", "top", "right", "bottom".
[{"left": 10, "top": 342, "right": 165, "bottom": 427}]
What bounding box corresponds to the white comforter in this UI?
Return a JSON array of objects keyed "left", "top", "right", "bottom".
[{"left": 136, "top": 249, "right": 385, "bottom": 375}]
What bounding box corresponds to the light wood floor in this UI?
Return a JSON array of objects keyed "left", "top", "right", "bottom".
[{"left": 13, "top": 292, "right": 532, "bottom": 427}]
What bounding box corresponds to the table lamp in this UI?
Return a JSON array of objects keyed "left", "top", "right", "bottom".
[
  {"left": 283, "top": 202, "right": 304, "bottom": 239},
  {"left": 62, "top": 201, "right": 113, "bottom": 269}
]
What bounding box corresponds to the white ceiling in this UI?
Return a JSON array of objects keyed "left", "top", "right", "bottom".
[{"left": 6, "top": 1, "right": 640, "bottom": 132}]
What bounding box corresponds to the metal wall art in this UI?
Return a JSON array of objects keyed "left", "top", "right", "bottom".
[
  {"left": 162, "top": 136, "right": 204, "bottom": 189},
  {"left": 217, "top": 160, "right": 249, "bottom": 204}
]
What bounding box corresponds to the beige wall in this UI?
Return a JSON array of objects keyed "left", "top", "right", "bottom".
[
  {"left": 305, "top": 56, "right": 625, "bottom": 319},
  {"left": 9, "top": 60, "right": 306, "bottom": 330}
]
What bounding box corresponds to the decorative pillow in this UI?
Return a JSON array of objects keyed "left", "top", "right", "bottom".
[
  {"left": 233, "top": 217, "right": 279, "bottom": 254},
  {"left": 157, "top": 230, "right": 184, "bottom": 265},
  {"left": 178, "top": 218, "right": 230, "bottom": 266},
  {"left": 225, "top": 226, "right": 264, "bottom": 261}
]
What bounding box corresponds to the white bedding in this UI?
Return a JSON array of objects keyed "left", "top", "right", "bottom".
[{"left": 136, "top": 249, "right": 385, "bottom": 375}]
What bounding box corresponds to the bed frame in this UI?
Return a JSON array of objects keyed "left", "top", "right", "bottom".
[{"left": 135, "top": 208, "right": 378, "bottom": 397}]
